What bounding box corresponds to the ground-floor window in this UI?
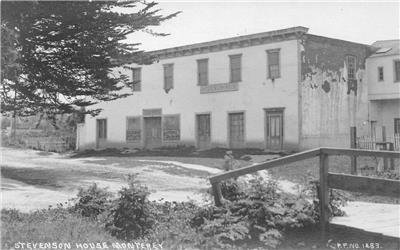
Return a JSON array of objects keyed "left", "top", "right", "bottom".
[
  {"left": 96, "top": 119, "right": 107, "bottom": 139},
  {"left": 126, "top": 116, "right": 141, "bottom": 142},
  {"left": 163, "top": 115, "right": 180, "bottom": 141},
  {"left": 394, "top": 118, "right": 400, "bottom": 134}
]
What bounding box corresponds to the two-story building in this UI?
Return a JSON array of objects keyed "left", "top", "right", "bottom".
[
  {"left": 366, "top": 40, "right": 400, "bottom": 138},
  {"left": 76, "top": 26, "right": 372, "bottom": 151}
]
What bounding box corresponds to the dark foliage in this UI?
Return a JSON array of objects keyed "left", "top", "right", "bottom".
[
  {"left": 72, "top": 183, "right": 113, "bottom": 218},
  {"left": 105, "top": 175, "right": 156, "bottom": 240},
  {"left": 1, "top": 1, "right": 179, "bottom": 117}
]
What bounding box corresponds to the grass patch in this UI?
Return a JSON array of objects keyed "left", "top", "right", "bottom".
[{"left": 1, "top": 208, "right": 119, "bottom": 249}]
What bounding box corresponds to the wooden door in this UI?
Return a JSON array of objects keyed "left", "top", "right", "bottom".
[
  {"left": 197, "top": 114, "right": 211, "bottom": 149},
  {"left": 144, "top": 117, "right": 162, "bottom": 148},
  {"left": 229, "top": 112, "right": 245, "bottom": 148},
  {"left": 265, "top": 111, "right": 283, "bottom": 150},
  {"left": 96, "top": 119, "right": 107, "bottom": 149}
]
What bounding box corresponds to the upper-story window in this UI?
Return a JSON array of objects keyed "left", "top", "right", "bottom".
[
  {"left": 346, "top": 55, "right": 357, "bottom": 80},
  {"left": 197, "top": 58, "right": 209, "bottom": 86},
  {"left": 229, "top": 54, "right": 242, "bottom": 83},
  {"left": 131, "top": 68, "right": 141, "bottom": 91},
  {"left": 378, "top": 67, "right": 384, "bottom": 82},
  {"left": 163, "top": 63, "right": 174, "bottom": 92},
  {"left": 267, "top": 49, "right": 280, "bottom": 79},
  {"left": 394, "top": 60, "right": 400, "bottom": 82}
]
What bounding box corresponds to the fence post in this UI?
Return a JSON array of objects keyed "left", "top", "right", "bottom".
[
  {"left": 319, "top": 152, "right": 330, "bottom": 242},
  {"left": 211, "top": 182, "right": 223, "bottom": 206},
  {"left": 350, "top": 127, "right": 357, "bottom": 175},
  {"left": 381, "top": 126, "right": 388, "bottom": 171},
  {"left": 389, "top": 143, "right": 395, "bottom": 170}
]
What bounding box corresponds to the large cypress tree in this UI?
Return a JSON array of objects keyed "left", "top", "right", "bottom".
[{"left": 1, "top": 1, "right": 179, "bottom": 117}]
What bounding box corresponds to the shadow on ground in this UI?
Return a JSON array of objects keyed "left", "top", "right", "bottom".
[
  {"left": 278, "top": 224, "right": 399, "bottom": 249},
  {"left": 70, "top": 146, "right": 291, "bottom": 159}
]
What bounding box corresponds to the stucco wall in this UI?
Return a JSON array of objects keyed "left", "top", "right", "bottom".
[
  {"left": 369, "top": 99, "right": 400, "bottom": 137},
  {"left": 366, "top": 54, "right": 400, "bottom": 100},
  {"left": 299, "top": 35, "right": 371, "bottom": 149},
  {"left": 79, "top": 39, "right": 300, "bottom": 150}
]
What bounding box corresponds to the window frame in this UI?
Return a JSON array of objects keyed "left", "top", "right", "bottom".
[
  {"left": 126, "top": 116, "right": 142, "bottom": 143},
  {"left": 266, "top": 49, "right": 281, "bottom": 79},
  {"left": 394, "top": 118, "right": 400, "bottom": 134},
  {"left": 162, "top": 114, "right": 180, "bottom": 141},
  {"left": 229, "top": 54, "right": 242, "bottom": 83},
  {"left": 346, "top": 55, "right": 357, "bottom": 80},
  {"left": 163, "top": 63, "right": 174, "bottom": 90},
  {"left": 394, "top": 60, "right": 400, "bottom": 83},
  {"left": 97, "top": 118, "right": 107, "bottom": 140},
  {"left": 377, "top": 66, "right": 384, "bottom": 82},
  {"left": 131, "top": 67, "right": 142, "bottom": 91},
  {"left": 197, "top": 58, "right": 209, "bottom": 86}
]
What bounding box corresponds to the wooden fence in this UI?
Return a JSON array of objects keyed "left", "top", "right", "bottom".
[
  {"left": 209, "top": 147, "right": 400, "bottom": 239},
  {"left": 356, "top": 133, "right": 400, "bottom": 151}
]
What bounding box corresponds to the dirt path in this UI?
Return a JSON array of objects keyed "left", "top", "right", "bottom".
[
  {"left": 1, "top": 147, "right": 399, "bottom": 239},
  {"left": 1, "top": 147, "right": 221, "bottom": 212}
]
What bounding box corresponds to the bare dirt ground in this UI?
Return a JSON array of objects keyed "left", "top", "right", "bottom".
[
  {"left": 1, "top": 146, "right": 399, "bottom": 240},
  {"left": 1, "top": 147, "right": 230, "bottom": 211}
]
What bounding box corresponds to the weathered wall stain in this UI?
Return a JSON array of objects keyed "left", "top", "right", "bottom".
[{"left": 300, "top": 35, "right": 372, "bottom": 148}]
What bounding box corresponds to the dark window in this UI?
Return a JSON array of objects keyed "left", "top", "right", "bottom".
[
  {"left": 370, "top": 121, "right": 377, "bottom": 138},
  {"left": 347, "top": 55, "right": 357, "bottom": 80},
  {"left": 126, "top": 116, "right": 141, "bottom": 142},
  {"left": 229, "top": 54, "right": 242, "bottom": 82},
  {"left": 267, "top": 49, "right": 280, "bottom": 79},
  {"left": 131, "top": 68, "right": 141, "bottom": 91},
  {"left": 394, "top": 60, "right": 400, "bottom": 82},
  {"left": 163, "top": 64, "right": 174, "bottom": 91},
  {"left": 163, "top": 115, "right": 180, "bottom": 141},
  {"left": 378, "top": 67, "right": 384, "bottom": 81},
  {"left": 197, "top": 59, "right": 208, "bottom": 86},
  {"left": 395, "top": 118, "right": 400, "bottom": 134},
  {"left": 97, "top": 119, "right": 107, "bottom": 139}
]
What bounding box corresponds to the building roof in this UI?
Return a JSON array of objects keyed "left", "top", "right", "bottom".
[
  {"left": 369, "top": 40, "right": 400, "bottom": 58},
  {"left": 148, "top": 26, "right": 309, "bottom": 59}
]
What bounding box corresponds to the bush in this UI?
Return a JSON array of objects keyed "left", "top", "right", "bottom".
[
  {"left": 145, "top": 201, "right": 204, "bottom": 248},
  {"left": 191, "top": 177, "right": 319, "bottom": 249},
  {"left": 72, "top": 183, "right": 113, "bottom": 218},
  {"left": 105, "top": 175, "right": 156, "bottom": 240},
  {"left": 195, "top": 173, "right": 349, "bottom": 249}
]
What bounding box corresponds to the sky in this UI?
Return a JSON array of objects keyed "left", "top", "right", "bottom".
[{"left": 125, "top": 0, "right": 400, "bottom": 51}]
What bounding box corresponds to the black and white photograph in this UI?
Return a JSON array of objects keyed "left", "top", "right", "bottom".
[{"left": 1, "top": 0, "right": 399, "bottom": 249}]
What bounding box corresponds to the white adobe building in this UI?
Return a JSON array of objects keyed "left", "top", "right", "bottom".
[
  {"left": 366, "top": 40, "right": 400, "bottom": 138},
  {"left": 77, "top": 27, "right": 373, "bottom": 151}
]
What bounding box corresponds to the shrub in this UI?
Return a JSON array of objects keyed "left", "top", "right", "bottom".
[
  {"left": 145, "top": 201, "right": 205, "bottom": 248},
  {"left": 192, "top": 177, "right": 319, "bottom": 249},
  {"left": 195, "top": 171, "right": 349, "bottom": 249},
  {"left": 105, "top": 174, "right": 156, "bottom": 240},
  {"left": 72, "top": 183, "right": 113, "bottom": 218}
]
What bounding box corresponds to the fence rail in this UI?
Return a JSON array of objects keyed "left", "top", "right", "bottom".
[
  {"left": 209, "top": 147, "right": 400, "bottom": 239},
  {"left": 356, "top": 133, "right": 400, "bottom": 151}
]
